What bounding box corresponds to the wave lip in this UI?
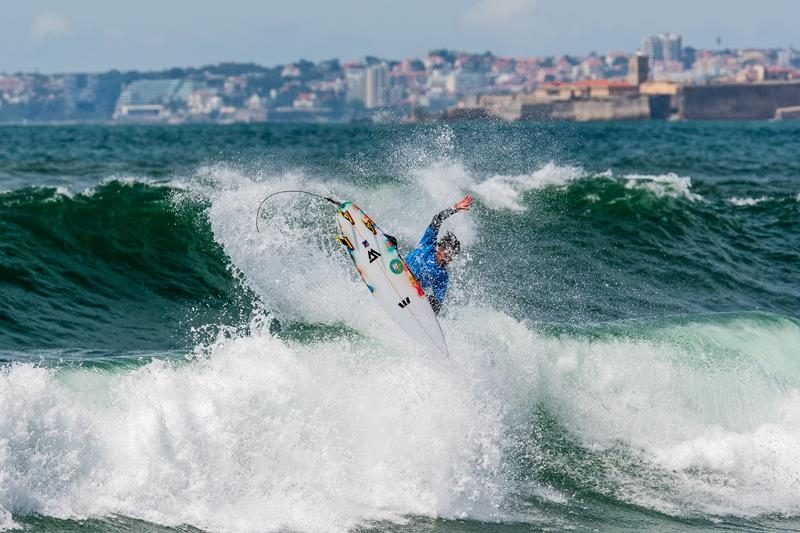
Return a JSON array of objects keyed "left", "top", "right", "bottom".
[
  {"left": 470, "top": 166, "right": 703, "bottom": 212},
  {"left": 727, "top": 195, "right": 771, "bottom": 206},
  {"left": 622, "top": 172, "right": 702, "bottom": 201},
  {"left": 471, "top": 162, "right": 584, "bottom": 211}
]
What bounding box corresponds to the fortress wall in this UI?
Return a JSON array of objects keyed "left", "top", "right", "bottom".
[
  {"left": 681, "top": 82, "right": 800, "bottom": 120},
  {"left": 519, "top": 96, "right": 650, "bottom": 122}
]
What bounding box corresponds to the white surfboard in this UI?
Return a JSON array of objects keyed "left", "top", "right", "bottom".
[{"left": 335, "top": 200, "right": 448, "bottom": 356}]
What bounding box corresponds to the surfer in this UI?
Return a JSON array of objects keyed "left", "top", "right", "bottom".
[{"left": 387, "top": 196, "right": 473, "bottom": 314}]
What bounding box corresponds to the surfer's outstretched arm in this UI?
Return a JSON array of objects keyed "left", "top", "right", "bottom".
[
  {"left": 420, "top": 196, "right": 473, "bottom": 246},
  {"left": 417, "top": 208, "right": 454, "bottom": 247},
  {"left": 385, "top": 201, "right": 459, "bottom": 251},
  {"left": 429, "top": 206, "right": 458, "bottom": 232}
]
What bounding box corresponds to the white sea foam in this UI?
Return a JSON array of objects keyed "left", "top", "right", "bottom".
[
  {"left": 585, "top": 193, "right": 600, "bottom": 203},
  {"left": 0, "top": 508, "right": 18, "bottom": 532},
  {"left": 534, "top": 314, "right": 800, "bottom": 517},
  {"left": 99, "top": 175, "right": 166, "bottom": 187},
  {"left": 623, "top": 172, "right": 702, "bottom": 201},
  {"left": 4, "top": 176, "right": 180, "bottom": 200},
  {"left": 472, "top": 163, "right": 584, "bottom": 211},
  {"left": 3, "top": 310, "right": 800, "bottom": 530},
  {"left": 727, "top": 196, "right": 770, "bottom": 206},
  {"left": 470, "top": 167, "right": 701, "bottom": 211},
  {"left": 34, "top": 185, "right": 76, "bottom": 202},
  {"left": 76, "top": 175, "right": 180, "bottom": 198},
  {"left": 0, "top": 315, "right": 516, "bottom": 532}
]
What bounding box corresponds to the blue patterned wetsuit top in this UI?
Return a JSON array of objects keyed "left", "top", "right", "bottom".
[{"left": 403, "top": 206, "right": 457, "bottom": 314}]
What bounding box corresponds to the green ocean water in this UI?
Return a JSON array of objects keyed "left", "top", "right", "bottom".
[{"left": 1, "top": 122, "right": 800, "bottom": 532}]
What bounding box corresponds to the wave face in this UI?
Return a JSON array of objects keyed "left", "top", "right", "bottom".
[
  {"left": 2, "top": 122, "right": 800, "bottom": 532},
  {"left": 0, "top": 181, "right": 255, "bottom": 354}
]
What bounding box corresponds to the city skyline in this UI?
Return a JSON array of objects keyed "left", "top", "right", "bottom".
[
  {"left": 3, "top": 36, "right": 798, "bottom": 125},
  {"left": 2, "top": 0, "right": 800, "bottom": 74}
]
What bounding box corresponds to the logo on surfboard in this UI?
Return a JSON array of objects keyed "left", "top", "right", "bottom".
[{"left": 389, "top": 258, "right": 403, "bottom": 274}]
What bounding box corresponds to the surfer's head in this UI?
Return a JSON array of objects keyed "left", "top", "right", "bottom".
[{"left": 436, "top": 231, "right": 461, "bottom": 266}]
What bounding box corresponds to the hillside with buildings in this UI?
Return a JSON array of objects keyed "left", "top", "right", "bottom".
[{"left": 1, "top": 35, "right": 799, "bottom": 124}]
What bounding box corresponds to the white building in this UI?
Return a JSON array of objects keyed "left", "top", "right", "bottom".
[
  {"left": 345, "top": 68, "right": 365, "bottom": 104},
  {"left": 643, "top": 33, "right": 682, "bottom": 64},
  {"left": 364, "top": 64, "right": 387, "bottom": 108},
  {"left": 113, "top": 79, "right": 195, "bottom": 122}
]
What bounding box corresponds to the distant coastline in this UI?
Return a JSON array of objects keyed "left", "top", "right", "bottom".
[{"left": 2, "top": 42, "right": 799, "bottom": 124}]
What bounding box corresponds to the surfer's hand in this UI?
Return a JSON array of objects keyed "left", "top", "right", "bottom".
[{"left": 455, "top": 196, "right": 473, "bottom": 211}]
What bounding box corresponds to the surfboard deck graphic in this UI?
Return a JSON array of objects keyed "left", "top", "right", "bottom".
[{"left": 335, "top": 201, "right": 448, "bottom": 356}]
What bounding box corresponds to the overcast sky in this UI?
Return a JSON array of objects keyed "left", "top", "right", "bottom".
[{"left": 3, "top": 0, "right": 799, "bottom": 73}]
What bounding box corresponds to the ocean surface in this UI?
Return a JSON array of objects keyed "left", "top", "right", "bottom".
[{"left": 1, "top": 121, "right": 800, "bottom": 532}]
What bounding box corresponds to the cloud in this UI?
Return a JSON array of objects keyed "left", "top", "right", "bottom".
[
  {"left": 463, "top": 0, "right": 539, "bottom": 27},
  {"left": 31, "top": 12, "right": 72, "bottom": 43}
]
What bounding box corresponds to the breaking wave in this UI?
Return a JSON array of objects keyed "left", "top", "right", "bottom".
[
  {"left": 3, "top": 123, "right": 800, "bottom": 531},
  {"left": 3, "top": 310, "right": 800, "bottom": 532}
]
